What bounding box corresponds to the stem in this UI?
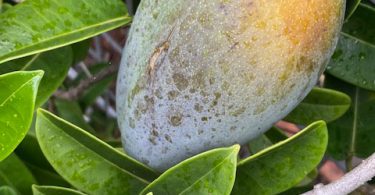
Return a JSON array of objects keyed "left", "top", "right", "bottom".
[
  {"left": 54, "top": 63, "right": 118, "bottom": 101},
  {"left": 347, "top": 87, "right": 360, "bottom": 171},
  {"left": 303, "top": 152, "right": 375, "bottom": 195},
  {"left": 346, "top": 157, "right": 353, "bottom": 172}
]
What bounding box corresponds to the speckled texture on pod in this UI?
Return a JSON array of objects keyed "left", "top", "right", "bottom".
[{"left": 117, "top": 0, "right": 345, "bottom": 171}]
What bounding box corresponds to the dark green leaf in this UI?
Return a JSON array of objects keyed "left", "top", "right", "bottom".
[
  {"left": 278, "top": 186, "right": 313, "bottom": 195},
  {"left": 15, "top": 133, "right": 70, "bottom": 187},
  {"left": 0, "top": 154, "right": 37, "bottom": 195},
  {"left": 0, "top": 47, "right": 73, "bottom": 107},
  {"left": 36, "top": 109, "right": 158, "bottom": 194},
  {"left": 0, "top": 70, "right": 43, "bottom": 161},
  {"left": 325, "top": 75, "right": 375, "bottom": 160},
  {"left": 285, "top": 87, "right": 351, "bottom": 125},
  {"left": 88, "top": 109, "right": 118, "bottom": 141},
  {"left": 0, "top": 186, "right": 17, "bottom": 195},
  {"left": 55, "top": 99, "right": 95, "bottom": 133},
  {"left": 77, "top": 63, "right": 114, "bottom": 109},
  {"left": 15, "top": 133, "right": 54, "bottom": 173},
  {"left": 0, "top": 0, "right": 131, "bottom": 64},
  {"left": 125, "top": 0, "right": 141, "bottom": 15},
  {"left": 32, "top": 185, "right": 86, "bottom": 195},
  {"left": 141, "top": 145, "right": 240, "bottom": 195},
  {"left": 232, "top": 121, "right": 328, "bottom": 195},
  {"left": 327, "top": 33, "right": 375, "bottom": 91},
  {"left": 248, "top": 134, "right": 273, "bottom": 155},
  {"left": 264, "top": 126, "right": 288, "bottom": 143},
  {"left": 71, "top": 39, "right": 91, "bottom": 64},
  {"left": 26, "top": 163, "right": 70, "bottom": 188},
  {"left": 345, "top": 0, "right": 361, "bottom": 20},
  {"left": 342, "top": 3, "right": 375, "bottom": 46}
]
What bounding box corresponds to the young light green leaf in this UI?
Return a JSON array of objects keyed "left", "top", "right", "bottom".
[
  {"left": 342, "top": 3, "right": 375, "bottom": 46},
  {"left": 325, "top": 75, "right": 375, "bottom": 161},
  {"left": 32, "top": 185, "right": 86, "bottom": 195},
  {"left": 0, "top": 186, "right": 17, "bottom": 195},
  {"left": 36, "top": 109, "right": 158, "bottom": 195},
  {"left": 285, "top": 87, "right": 351, "bottom": 125},
  {"left": 0, "top": 47, "right": 73, "bottom": 107},
  {"left": 232, "top": 121, "right": 328, "bottom": 195},
  {"left": 141, "top": 145, "right": 240, "bottom": 195},
  {"left": 0, "top": 70, "right": 43, "bottom": 161},
  {"left": 0, "top": 154, "right": 37, "bottom": 195},
  {"left": 0, "top": 0, "right": 131, "bottom": 64}
]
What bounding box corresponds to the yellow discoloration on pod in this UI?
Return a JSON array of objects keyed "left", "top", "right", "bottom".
[{"left": 117, "top": 0, "right": 345, "bottom": 171}]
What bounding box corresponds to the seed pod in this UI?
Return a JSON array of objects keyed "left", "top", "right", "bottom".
[{"left": 117, "top": 0, "right": 345, "bottom": 171}]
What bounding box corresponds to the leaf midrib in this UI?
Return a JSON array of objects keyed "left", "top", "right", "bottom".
[
  {"left": 20, "top": 53, "right": 41, "bottom": 71},
  {"left": 0, "top": 16, "right": 130, "bottom": 64},
  {"left": 178, "top": 150, "right": 236, "bottom": 195},
  {"left": 340, "top": 32, "right": 375, "bottom": 49},
  {"left": 0, "top": 76, "right": 36, "bottom": 107},
  {"left": 299, "top": 102, "right": 350, "bottom": 107}
]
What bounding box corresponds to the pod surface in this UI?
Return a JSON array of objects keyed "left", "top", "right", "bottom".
[{"left": 117, "top": 0, "right": 345, "bottom": 171}]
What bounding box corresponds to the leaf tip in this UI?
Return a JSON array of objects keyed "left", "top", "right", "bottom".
[{"left": 232, "top": 144, "right": 241, "bottom": 153}]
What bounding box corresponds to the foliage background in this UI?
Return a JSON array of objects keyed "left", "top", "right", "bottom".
[{"left": 0, "top": 0, "right": 374, "bottom": 194}]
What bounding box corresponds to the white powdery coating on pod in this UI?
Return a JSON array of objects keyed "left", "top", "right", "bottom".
[{"left": 117, "top": 0, "right": 345, "bottom": 171}]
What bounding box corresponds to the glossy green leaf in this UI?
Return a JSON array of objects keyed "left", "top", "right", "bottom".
[
  {"left": 327, "top": 33, "right": 375, "bottom": 91},
  {"left": 232, "top": 121, "right": 328, "bottom": 195},
  {"left": 15, "top": 133, "right": 70, "bottom": 187},
  {"left": 342, "top": 3, "right": 375, "bottom": 46},
  {"left": 141, "top": 145, "right": 240, "bottom": 195},
  {"left": 345, "top": 0, "right": 361, "bottom": 20},
  {"left": 0, "top": 0, "right": 131, "bottom": 64},
  {"left": 253, "top": 128, "right": 318, "bottom": 193},
  {"left": 32, "top": 185, "right": 86, "bottom": 195},
  {"left": 0, "top": 186, "right": 17, "bottom": 195},
  {"left": 0, "top": 70, "right": 43, "bottom": 161},
  {"left": 0, "top": 47, "right": 73, "bottom": 107},
  {"left": 0, "top": 154, "right": 37, "bottom": 195},
  {"left": 285, "top": 87, "right": 351, "bottom": 125},
  {"left": 55, "top": 99, "right": 95, "bottom": 133},
  {"left": 36, "top": 109, "right": 158, "bottom": 195},
  {"left": 325, "top": 75, "right": 375, "bottom": 160}
]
